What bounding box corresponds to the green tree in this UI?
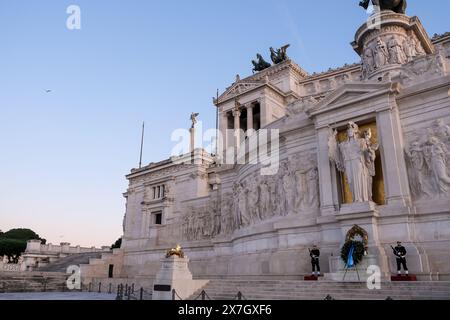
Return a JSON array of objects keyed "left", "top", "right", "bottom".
[
  {"left": 111, "top": 237, "right": 122, "bottom": 249},
  {"left": 0, "top": 228, "right": 45, "bottom": 243},
  {"left": 0, "top": 239, "right": 27, "bottom": 263},
  {"left": 0, "top": 228, "right": 46, "bottom": 263}
]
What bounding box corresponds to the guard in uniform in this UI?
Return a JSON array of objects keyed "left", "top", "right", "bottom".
[
  {"left": 393, "top": 241, "right": 409, "bottom": 275},
  {"left": 310, "top": 245, "right": 321, "bottom": 276}
]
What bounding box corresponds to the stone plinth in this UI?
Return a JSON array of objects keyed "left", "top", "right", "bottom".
[
  {"left": 152, "top": 256, "right": 208, "bottom": 300},
  {"left": 391, "top": 275, "right": 417, "bottom": 281},
  {"left": 337, "top": 201, "right": 378, "bottom": 220}
]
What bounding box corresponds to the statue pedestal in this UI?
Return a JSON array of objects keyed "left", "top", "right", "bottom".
[
  {"left": 325, "top": 255, "right": 385, "bottom": 282},
  {"left": 152, "top": 256, "right": 208, "bottom": 300},
  {"left": 337, "top": 202, "right": 378, "bottom": 220}
]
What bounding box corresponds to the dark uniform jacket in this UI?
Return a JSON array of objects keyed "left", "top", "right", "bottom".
[
  {"left": 310, "top": 249, "right": 320, "bottom": 262},
  {"left": 394, "top": 245, "right": 407, "bottom": 259}
]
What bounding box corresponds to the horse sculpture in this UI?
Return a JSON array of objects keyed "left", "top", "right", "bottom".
[
  {"left": 270, "top": 44, "right": 290, "bottom": 64},
  {"left": 166, "top": 244, "right": 185, "bottom": 258},
  {"left": 359, "top": 0, "right": 407, "bottom": 14},
  {"left": 252, "top": 54, "right": 271, "bottom": 73}
]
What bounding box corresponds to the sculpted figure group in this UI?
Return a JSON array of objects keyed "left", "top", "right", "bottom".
[
  {"left": 361, "top": 34, "right": 426, "bottom": 78},
  {"left": 181, "top": 153, "right": 320, "bottom": 240},
  {"left": 227, "top": 154, "right": 320, "bottom": 232},
  {"left": 405, "top": 119, "right": 450, "bottom": 200}
]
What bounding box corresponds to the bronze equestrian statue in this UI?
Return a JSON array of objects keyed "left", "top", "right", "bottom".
[
  {"left": 359, "top": 0, "right": 407, "bottom": 14},
  {"left": 270, "top": 44, "right": 290, "bottom": 64},
  {"left": 252, "top": 54, "right": 271, "bottom": 73}
]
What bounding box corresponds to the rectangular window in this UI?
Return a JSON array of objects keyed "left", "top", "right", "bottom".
[
  {"left": 154, "top": 212, "right": 162, "bottom": 225},
  {"left": 151, "top": 184, "right": 166, "bottom": 200},
  {"left": 108, "top": 264, "right": 114, "bottom": 278}
]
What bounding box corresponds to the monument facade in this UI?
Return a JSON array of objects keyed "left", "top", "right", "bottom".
[{"left": 81, "top": 5, "right": 450, "bottom": 285}]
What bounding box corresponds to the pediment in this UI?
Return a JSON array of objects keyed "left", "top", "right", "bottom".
[
  {"left": 218, "top": 80, "right": 265, "bottom": 104},
  {"left": 308, "top": 82, "right": 401, "bottom": 117}
]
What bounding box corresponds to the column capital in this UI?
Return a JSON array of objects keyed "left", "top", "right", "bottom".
[{"left": 232, "top": 106, "right": 241, "bottom": 118}]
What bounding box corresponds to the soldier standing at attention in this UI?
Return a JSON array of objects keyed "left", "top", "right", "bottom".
[
  {"left": 309, "top": 245, "right": 321, "bottom": 276},
  {"left": 393, "top": 241, "right": 409, "bottom": 275}
]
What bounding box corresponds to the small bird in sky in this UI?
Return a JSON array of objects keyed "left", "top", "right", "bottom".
[{"left": 45, "top": 89, "right": 52, "bottom": 93}]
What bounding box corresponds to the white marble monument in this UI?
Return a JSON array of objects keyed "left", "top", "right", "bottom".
[{"left": 80, "top": 5, "right": 450, "bottom": 288}]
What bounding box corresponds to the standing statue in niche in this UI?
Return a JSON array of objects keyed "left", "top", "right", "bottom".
[
  {"left": 359, "top": 0, "right": 407, "bottom": 14},
  {"left": 329, "top": 122, "right": 376, "bottom": 203}
]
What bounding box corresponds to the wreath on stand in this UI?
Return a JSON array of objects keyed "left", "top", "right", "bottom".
[{"left": 340, "top": 240, "right": 365, "bottom": 266}]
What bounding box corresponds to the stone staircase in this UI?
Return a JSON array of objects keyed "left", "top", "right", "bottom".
[
  {"left": 0, "top": 272, "right": 68, "bottom": 293},
  {"left": 189, "top": 279, "right": 450, "bottom": 300},
  {"left": 38, "top": 252, "right": 102, "bottom": 272}
]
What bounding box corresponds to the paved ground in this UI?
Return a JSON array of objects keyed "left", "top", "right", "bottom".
[{"left": 0, "top": 292, "right": 116, "bottom": 300}]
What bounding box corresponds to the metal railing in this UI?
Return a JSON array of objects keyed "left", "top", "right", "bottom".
[{"left": 171, "top": 289, "right": 246, "bottom": 301}]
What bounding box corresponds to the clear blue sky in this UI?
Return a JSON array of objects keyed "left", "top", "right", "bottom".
[{"left": 0, "top": 1, "right": 448, "bottom": 247}]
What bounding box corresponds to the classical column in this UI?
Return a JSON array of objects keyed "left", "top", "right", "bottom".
[
  {"left": 189, "top": 127, "right": 195, "bottom": 154},
  {"left": 259, "top": 96, "right": 272, "bottom": 127},
  {"left": 233, "top": 105, "right": 241, "bottom": 148},
  {"left": 246, "top": 104, "right": 254, "bottom": 132},
  {"left": 218, "top": 111, "right": 228, "bottom": 161}
]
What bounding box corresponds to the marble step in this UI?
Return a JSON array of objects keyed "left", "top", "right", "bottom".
[
  {"left": 199, "top": 292, "right": 450, "bottom": 300},
  {"left": 189, "top": 280, "right": 450, "bottom": 300},
  {"left": 196, "top": 289, "right": 450, "bottom": 298},
  {"left": 198, "top": 288, "right": 450, "bottom": 297},
  {"left": 203, "top": 285, "right": 450, "bottom": 291}
]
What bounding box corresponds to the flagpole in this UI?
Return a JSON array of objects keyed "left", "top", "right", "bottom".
[
  {"left": 215, "top": 89, "right": 219, "bottom": 156},
  {"left": 139, "top": 122, "right": 145, "bottom": 169}
]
